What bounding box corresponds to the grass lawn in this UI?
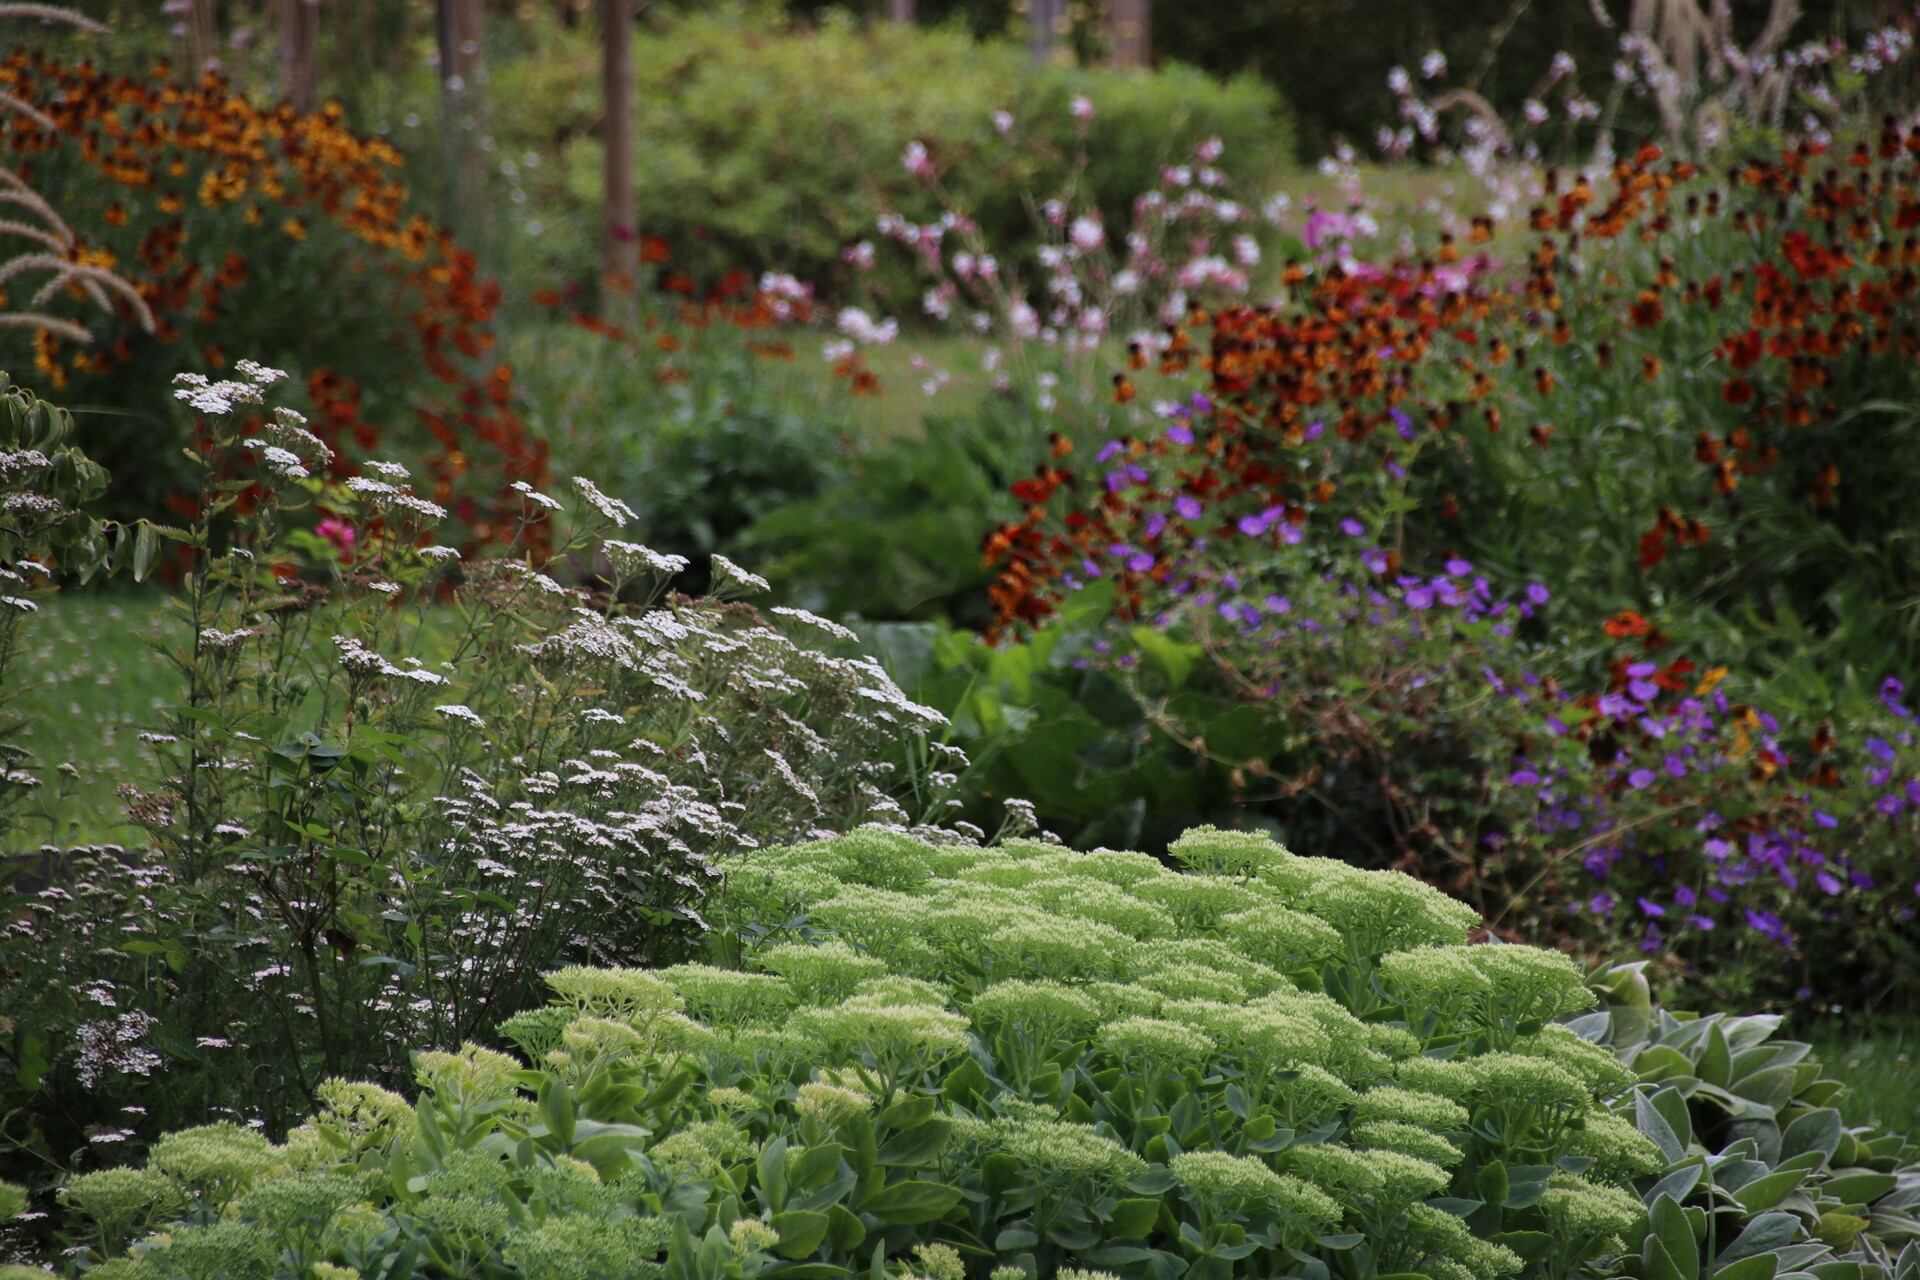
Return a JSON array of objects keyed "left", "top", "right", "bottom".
[
  {"left": 5, "top": 589, "right": 175, "bottom": 847},
  {"left": 1806, "top": 1016, "right": 1920, "bottom": 1139}
]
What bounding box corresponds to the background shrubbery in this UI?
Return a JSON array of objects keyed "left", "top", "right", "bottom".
[{"left": 491, "top": 5, "right": 1292, "bottom": 305}]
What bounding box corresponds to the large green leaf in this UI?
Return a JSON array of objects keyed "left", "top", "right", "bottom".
[
  {"left": 857, "top": 1179, "right": 963, "bottom": 1224},
  {"left": 1713, "top": 1255, "right": 1781, "bottom": 1280},
  {"left": 771, "top": 1210, "right": 831, "bottom": 1259},
  {"left": 1781, "top": 1113, "right": 1843, "bottom": 1174}
]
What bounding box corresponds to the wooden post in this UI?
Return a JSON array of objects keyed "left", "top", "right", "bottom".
[
  {"left": 187, "top": 0, "right": 219, "bottom": 75},
  {"left": 885, "top": 0, "right": 916, "bottom": 20},
  {"left": 1028, "top": 0, "right": 1061, "bottom": 63},
  {"left": 436, "top": 0, "right": 485, "bottom": 228},
  {"left": 1108, "top": 0, "right": 1148, "bottom": 68},
  {"left": 601, "top": 0, "right": 638, "bottom": 314},
  {"left": 279, "top": 0, "right": 320, "bottom": 112}
]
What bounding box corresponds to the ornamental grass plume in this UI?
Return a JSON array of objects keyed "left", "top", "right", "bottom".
[{"left": 0, "top": 7, "right": 152, "bottom": 348}]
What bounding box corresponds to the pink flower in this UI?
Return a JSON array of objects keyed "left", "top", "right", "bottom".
[
  {"left": 317, "top": 517, "right": 355, "bottom": 556},
  {"left": 1070, "top": 95, "right": 1094, "bottom": 123},
  {"left": 1302, "top": 209, "right": 1356, "bottom": 250}
]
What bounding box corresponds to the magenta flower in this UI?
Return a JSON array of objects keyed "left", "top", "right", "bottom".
[{"left": 316, "top": 517, "right": 355, "bottom": 556}]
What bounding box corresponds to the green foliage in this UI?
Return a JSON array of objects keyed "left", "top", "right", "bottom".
[
  {"left": 60, "top": 823, "right": 1675, "bottom": 1280},
  {"left": 491, "top": 5, "right": 1292, "bottom": 302},
  {"left": 508, "top": 318, "right": 857, "bottom": 590},
  {"left": 743, "top": 396, "right": 1036, "bottom": 627},
  {"left": 1581, "top": 964, "right": 1920, "bottom": 1280},
  {"left": 0, "top": 364, "right": 962, "bottom": 1228}
]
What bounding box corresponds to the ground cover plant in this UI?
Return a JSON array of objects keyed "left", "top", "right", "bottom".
[
  {"left": 13, "top": 823, "right": 1920, "bottom": 1280},
  {"left": 0, "top": 364, "right": 964, "bottom": 1218}
]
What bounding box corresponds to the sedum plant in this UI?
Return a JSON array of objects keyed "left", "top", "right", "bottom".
[{"left": 54, "top": 824, "right": 1705, "bottom": 1280}]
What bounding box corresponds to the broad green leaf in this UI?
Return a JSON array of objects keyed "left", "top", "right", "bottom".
[
  {"left": 1823, "top": 1172, "right": 1896, "bottom": 1205},
  {"left": 1813, "top": 1214, "right": 1870, "bottom": 1250},
  {"left": 880, "top": 1094, "right": 937, "bottom": 1130},
  {"left": 1736, "top": 1169, "right": 1807, "bottom": 1214},
  {"left": 857, "top": 1179, "right": 962, "bottom": 1224},
  {"left": 1129, "top": 625, "right": 1197, "bottom": 690},
  {"left": 1492, "top": 1233, "right": 1553, "bottom": 1264},
  {"left": 1638, "top": 1091, "right": 1688, "bottom": 1164},
  {"left": 537, "top": 1079, "right": 575, "bottom": 1150},
  {"left": 1109, "top": 1198, "right": 1160, "bottom": 1239},
  {"left": 1713, "top": 1255, "right": 1780, "bottom": 1280},
  {"left": 1718, "top": 1214, "right": 1801, "bottom": 1267},
  {"left": 1476, "top": 1160, "right": 1509, "bottom": 1211},
  {"left": 876, "top": 1117, "right": 951, "bottom": 1167},
  {"left": 1698, "top": 1024, "right": 1732, "bottom": 1088},
  {"left": 825, "top": 1204, "right": 865, "bottom": 1253},
  {"left": 790, "top": 1143, "right": 845, "bottom": 1192},
  {"left": 771, "top": 1210, "right": 830, "bottom": 1259}
]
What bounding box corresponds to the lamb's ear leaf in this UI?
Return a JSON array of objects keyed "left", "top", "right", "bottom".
[
  {"left": 1712, "top": 1254, "right": 1780, "bottom": 1280},
  {"left": 1637, "top": 1090, "right": 1687, "bottom": 1165},
  {"left": 1780, "top": 1109, "right": 1843, "bottom": 1165}
]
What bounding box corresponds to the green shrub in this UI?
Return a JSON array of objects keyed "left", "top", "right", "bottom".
[
  {"left": 742, "top": 393, "right": 1042, "bottom": 626},
  {"left": 492, "top": 5, "right": 1293, "bottom": 302},
  {"left": 508, "top": 316, "right": 857, "bottom": 590}
]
